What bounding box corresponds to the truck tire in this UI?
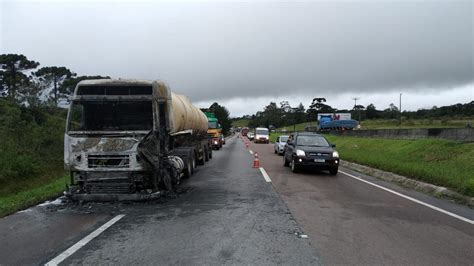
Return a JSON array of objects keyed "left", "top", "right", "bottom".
[
  {"left": 204, "top": 146, "right": 209, "bottom": 162},
  {"left": 184, "top": 158, "right": 192, "bottom": 178},
  {"left": 198, "top": 146, "right": 205, "bottom": 166},
  {"left": 191, "top": 152, "right": 196, "bottom": 173},
  {"left": 209, "top": 148, "right": 213, "bottom": 159}
]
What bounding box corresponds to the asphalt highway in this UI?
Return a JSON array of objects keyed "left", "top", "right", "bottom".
[
  {"left": 0, "top": 135, "right": 320, "bottom": 265},
  {"left": 248, "top": 138, "right": 474, "bottom": 265},
  {"left": 1, "top": 134, "right": 473, "bottom": 265}
]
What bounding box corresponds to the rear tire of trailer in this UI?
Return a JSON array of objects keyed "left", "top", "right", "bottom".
[
  {"left": 191, "top": 152, "right": 197, "bottom": 173},
  {"left": 184, "top": 158, "right": 192, "bottom": 178},
  {"left": 204, "top": 146, "right": 209, "bottom": 162},
  {"left": 198, "top": 146, "right": 205, "bottom": 166}
]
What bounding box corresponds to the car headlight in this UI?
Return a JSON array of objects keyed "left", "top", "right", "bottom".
[
  {"left": 296, "top": 149, "right": 306, "bottom": 157},
  {"left": 214, "top": 140, "right": 218, "bottom": 144},
  {"left": 332, "top": 151, "right": 339, "bottom": 158}
]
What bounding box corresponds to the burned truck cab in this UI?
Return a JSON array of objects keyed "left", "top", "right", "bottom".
[{"left": 64, "top": 79, "right": 209, "bottom": 201}]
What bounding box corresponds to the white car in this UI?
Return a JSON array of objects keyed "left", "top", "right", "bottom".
[
  {"left": 247, "top": 132, "right": 255, "bottom": 140},
  {"left": 254, "top": 127, "right": 270, "bottom": 144},
  {"left": 274, "top": 135, "right": 289, "bottom": 155}
]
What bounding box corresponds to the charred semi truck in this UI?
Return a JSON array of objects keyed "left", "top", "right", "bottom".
[{"left": 64, "top": 79, "right": 212, "bottom": 201}]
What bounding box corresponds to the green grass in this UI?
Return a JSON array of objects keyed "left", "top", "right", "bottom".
[
  {"left": 232, "top": 119, "right": 250, "bottom": 127},
  {"left": 360, "top": 118, "right": 473, "bottom": 129},
  {"left": 0, "top": 175, "right": 68, "bottom": 217},
  {"left": 275, "top": 118, "right": 473, "bottom": 132},
  {"left": 325, "top": 135, "right": 474, "bottom": 197}
]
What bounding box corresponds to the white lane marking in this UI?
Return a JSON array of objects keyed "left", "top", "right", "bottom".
[
  {"left": 45, "top": 214, "right": 126, "bottom": 265},
  {"left": 339, "top": 170, "right": 474, "bottom": 225},
  {"left": 249, "top": 150, "right": 254, "bottom": 155},
  {"left": 259, "top": 167, "right": 272, "bottom": 183}
]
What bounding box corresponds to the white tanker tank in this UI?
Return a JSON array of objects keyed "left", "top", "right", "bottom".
[{"left": 168, "top": 93, "right": 208, "bottom": 135}]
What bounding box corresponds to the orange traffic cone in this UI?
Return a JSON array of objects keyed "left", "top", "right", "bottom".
[{"left": 253, "top": 153, "right": 260, "bottom": 168}]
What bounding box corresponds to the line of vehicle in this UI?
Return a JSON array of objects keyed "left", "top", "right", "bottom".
[
  {"left": 339, "top": 170, "right": 474, "bottom": 225},
  {"left": 45, "top": 214, "right": 126, "bottom": 266},
  {"left": 259, "top": 167, "right": 272, "bottom": 183}
]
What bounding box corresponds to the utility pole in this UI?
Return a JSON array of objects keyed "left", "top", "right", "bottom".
[
  {"left": 352, "top": 97, "right": 360, "bottom": 121},
  {"left": 399, "top": 93, "right": 402, "bottom": 126}
]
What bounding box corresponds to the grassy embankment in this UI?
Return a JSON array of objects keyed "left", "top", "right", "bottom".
[
  {"left": 276, "top": 118, "right": 473, "bottom": 132},
  {"left": 232, "top": 118, "right": 250, "bottom": 128},
  {"left": 0, "top": 99, "right": 68, "bottom": 217},
  {"left": 269, "top": 130, "right": 474, "bottom": 197}
]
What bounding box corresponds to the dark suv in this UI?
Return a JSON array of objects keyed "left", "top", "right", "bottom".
[{"left": 283, "top": 132, "right": 339, "bottom": 175}]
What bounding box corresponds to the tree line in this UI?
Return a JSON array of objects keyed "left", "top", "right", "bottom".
[
  {"left": 0, "top": 53, "right": 109, "bottom": 107},
  {"left": 236, "top": 98, "right": 473, "bottom": 129}
]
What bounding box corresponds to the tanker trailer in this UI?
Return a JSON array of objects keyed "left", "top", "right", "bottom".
[{"left": 64, "top": 79, "right": 211, "bottom": 201}]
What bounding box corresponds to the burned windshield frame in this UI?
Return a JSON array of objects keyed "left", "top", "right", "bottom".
[{"left": 67, "top": 100, "right": 153, "bottom": 132}]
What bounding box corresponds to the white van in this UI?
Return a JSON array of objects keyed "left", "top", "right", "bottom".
[{"left": 254, "top": 127, "right": 270, "bottom": 144}]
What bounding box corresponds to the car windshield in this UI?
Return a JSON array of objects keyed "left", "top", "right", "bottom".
[
  {"left": 256, "top": 129, "right": 269, "bottom": 135},
  {"left": 296, "top": 135, "right": 330, "bottom": 147},
  {"left": 279, "top": 136, "right": 289, "bottom": 142},
  {"left": 208, "top": 121, "right": 218, "bottom": 128},
  {"left": 68, "top": 100, "right": 153, "bottom": 131}
]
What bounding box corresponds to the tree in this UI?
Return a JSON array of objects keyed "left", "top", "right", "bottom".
[
  {"left": 209, "top": 102, "right": 232, "bottom": 134},
  {"left": 0, "top": 54, "right": 39, "bottom": 102},
  {"left": 365, "top": 103, "right": 379, "bottom": 119},
  {"left": 33, "top": 66, "right": 76, "bottom": 106},
  {"left": 308, "top": 97, "right": 334, "bottom": 121},
  {"left": 59, "top": 75, "right": 110, "bottom": 102},
  {"left": 294, "top": 103, "right": 306, "bottom": 124}
]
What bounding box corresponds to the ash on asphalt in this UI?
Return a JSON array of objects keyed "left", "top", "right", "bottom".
[{"left": 50, "top": 135, "right": 322, "bottom": 265}]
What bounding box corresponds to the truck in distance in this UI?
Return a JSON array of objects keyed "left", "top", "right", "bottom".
[
  {"left": 205, "top": 112, "right": 223, "bottom": 150},
  {"left": 64, "top": 79, "right": 212, "bottom": 201}
]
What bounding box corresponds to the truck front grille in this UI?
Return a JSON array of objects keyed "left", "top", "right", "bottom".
[
  {"left": 88, "top": 155, "right": 130, "bottom": 168},
  {"left": 86, "top": 182, "right": 133, "bottom": 194}
]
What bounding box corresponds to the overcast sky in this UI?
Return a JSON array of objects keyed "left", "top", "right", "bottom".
[{"left": 1, "top": 0, "right": 473, "bottom": 117}]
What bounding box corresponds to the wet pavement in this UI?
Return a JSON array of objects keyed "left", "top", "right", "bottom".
[
  {"left": 0, "top": 135, "right": 321, "bottom": 265},
  {"left": 250, "top": 139, "right": 474, "bottom": 265}
]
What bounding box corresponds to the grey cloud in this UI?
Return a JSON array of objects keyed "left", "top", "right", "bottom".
[{"left": 1, "top": 1, "right": 473, "bottom": 104}]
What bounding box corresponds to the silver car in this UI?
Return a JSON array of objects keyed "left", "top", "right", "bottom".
[{"left": 274, "top": 135, "right": 289, "bottom": 155}]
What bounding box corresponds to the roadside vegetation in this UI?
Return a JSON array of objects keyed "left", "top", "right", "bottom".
[
  {"left": 325, "top": 135, "right": 474, "bottom": 197},
  {"left": 0, "top": 99, "right": 68, "bottom": 216}
]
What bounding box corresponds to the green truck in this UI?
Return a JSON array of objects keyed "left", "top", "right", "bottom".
[{"left": 205, "top": 112, "right": 223, "bottom": 150}]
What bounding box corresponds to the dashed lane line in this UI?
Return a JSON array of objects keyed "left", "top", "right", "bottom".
[
  {"left": 339, "top": 170, "right": 474, "bottom": 225},
  {"left": 259, "top": 167, "right": 272, "bottom": 183},
  {"left": 45, "top": 214, "right": 126, "bottom": 265}
]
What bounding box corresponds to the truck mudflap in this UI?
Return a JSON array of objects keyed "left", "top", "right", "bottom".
[{"left": 66, "top": 191, "right": 161, "bottom": 202}]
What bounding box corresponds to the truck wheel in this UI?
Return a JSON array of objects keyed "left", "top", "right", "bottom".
[
  {"left": 329, "top": 167, "right": 338, "bottom": 175},
  {"left": 283, "top": 155, "right": 289, "bottom": 167},
  {"left": 204, "top": 146, "right": 209, "bottom": 162},
  {"left": 191, "top": 153, "right": 196, "bottom": 173},
  {"left": 198, "top": 148, "right": 205, "bottom": 166},
  {"left": 184, "top": 159, "right": 192, "bottom": 178},
  {"left": 291, "top": 158, "right": 299, "bottom": 173},
  {"left": 209, "top": 148, "right": 213, "bottom": 159}
]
